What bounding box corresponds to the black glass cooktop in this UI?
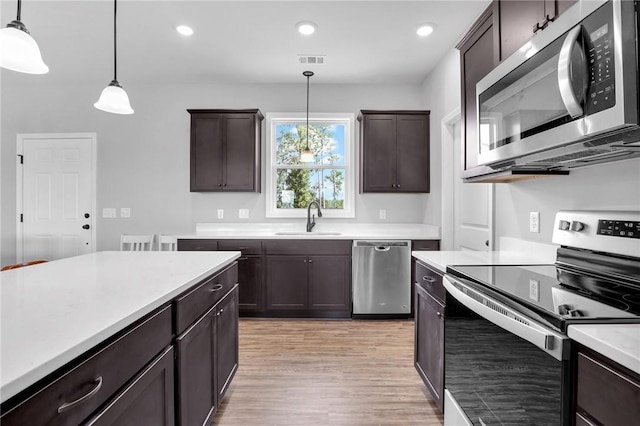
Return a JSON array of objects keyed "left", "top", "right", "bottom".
[{"left": 446, "top": 264, "right": 640, "bottom": 330}]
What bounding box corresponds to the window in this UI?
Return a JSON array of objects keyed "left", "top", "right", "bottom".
[{"left": 265, "top": 113, "right": 355, "bottom": 218}]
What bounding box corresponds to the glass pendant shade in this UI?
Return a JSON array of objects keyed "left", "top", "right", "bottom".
[
  {"left": 300, "top": 148, "right": 314, "bottom": 163},
  {"left": 0, "top": 23, "right": 48, "bottom": 74},
  {"left": 94, "top": 80, "right": 134, "bottom": 114}
]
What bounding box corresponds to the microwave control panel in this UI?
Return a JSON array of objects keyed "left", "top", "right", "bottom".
[{"left": 584, "top": 2, "right": 615, "bottom": 115}]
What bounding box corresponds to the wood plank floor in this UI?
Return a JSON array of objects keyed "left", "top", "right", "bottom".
[{"left": 214, "top": 319, "right": 443, "bottom": 425}]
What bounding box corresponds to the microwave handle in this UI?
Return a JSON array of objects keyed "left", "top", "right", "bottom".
[{"left": 558, "top": 25, "right": 584, "bottom": 118}]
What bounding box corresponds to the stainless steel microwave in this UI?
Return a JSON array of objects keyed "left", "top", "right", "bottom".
[{"left": 476, "top": 0, "right": 640, "bottom": 170}]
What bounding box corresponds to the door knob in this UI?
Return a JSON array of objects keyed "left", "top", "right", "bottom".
[
  {"left": 485, "top": 240, "right": 489, "bottom": 247},
  {"left": 82, "top": 224, "right": 90, "bottom": 230},
  {"left": 84, "top": 213, "right": 90, "bottom": 218}
]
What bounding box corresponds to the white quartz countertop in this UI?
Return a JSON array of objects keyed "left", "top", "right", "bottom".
[
  {"left": 568, "top": 324, "right": 640, "bottom": 374},
  {"left": 0, "top": 251, "right": 240, "bottom": 403},
  {"left": 176, "top": 222, "right": 440, "bottom": 240}
]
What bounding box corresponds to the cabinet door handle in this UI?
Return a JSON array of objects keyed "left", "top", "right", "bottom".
[
  {"left": 308, "top": 259, "right": 313, "bottom": 263},
  {"left": 437, "top": 312, "right": 442, "bottom": 318},
  {"left": 533, "top": 21, "right": 543, "bottom": 33},
  {"left": 304, "top": 259, "right": 307, "bottom": 263},
  {"left": 209, "top": 283, "right": 224, "bottom": 292},
  {"left": 422, "top": 276, "right": 436, "bottom": 283},
  {"left": 238, "top": 257, "right": 249, "bottom": 261},
  {"left": 57, "top": 376, "right": 103, "bottom": 413}
]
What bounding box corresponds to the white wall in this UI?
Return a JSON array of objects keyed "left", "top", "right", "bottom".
[
  {"left": 1, "top": 80, "right": 432, "bottom": 264},
  {"left": 420, "top": 48, "right": 640, "bottom": 248}
]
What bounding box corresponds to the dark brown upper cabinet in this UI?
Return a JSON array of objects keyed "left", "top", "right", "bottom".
[
  {"left": 188, "top": 109, "right": 263, "bottom": 192},
  {"left": 358, "top": 110, "right": 430, "bottom": 193},
  {"left": 497, "top": 0, "right": 578, "bottom": 62}
]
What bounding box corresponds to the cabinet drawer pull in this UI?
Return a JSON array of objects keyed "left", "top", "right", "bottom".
[
  {"left": 422, "top": 276, "right": 436, "bottom": 283},
  {"left": 238, "top": 257, "right": 249, "bottom": 261},
  {"left": 57, "top": 376, "right": 103, "bottom": 413},
  {"left": 209, "top": 283, "right": 224, "bottom": 292},
  {"left": 437, "top": 312, "right": 442, "bottom": 318}
]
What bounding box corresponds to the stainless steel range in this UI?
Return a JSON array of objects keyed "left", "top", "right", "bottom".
[{"left": 443, "top": 210, "right": 640, "bottom": 426}]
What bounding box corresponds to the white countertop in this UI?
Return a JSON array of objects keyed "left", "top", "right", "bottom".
[
  {"left": 412, "top": 250, "right": 556, "bottom": 273},
  {"left": 176, "top": 222, "right": 440, "bottom": 240},
  {"left": 568, "top": 324, "right": 640, "bottom": 374},
  {"left": 0, "top": 251, "right": 240, "bottom": 403}
]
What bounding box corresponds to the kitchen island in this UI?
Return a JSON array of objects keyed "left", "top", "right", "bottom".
[{"left": 1, "top": 251, "right": 240, "bottom": 425}]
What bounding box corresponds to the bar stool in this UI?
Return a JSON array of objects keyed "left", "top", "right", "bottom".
[{"left": 158, "top": 235, "right": 177, "bottom": 251}]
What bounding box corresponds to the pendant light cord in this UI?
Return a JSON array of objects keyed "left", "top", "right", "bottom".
[
  {"left": 16, "top": 0, "right": 21, "bottom": 20},
  {"left": 306, "top": 73, "right": 310, "bottom": 149},
  {"left": 113, "top": 0, "right": 118, "bottom": 81}
]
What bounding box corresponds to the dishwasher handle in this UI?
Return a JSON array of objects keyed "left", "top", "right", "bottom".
[
  {"left": 353, "top": 240, "right": 410, "bottom": 248},
  {"left": 375, "top": 246, "right": 391, "bottom": 252}
]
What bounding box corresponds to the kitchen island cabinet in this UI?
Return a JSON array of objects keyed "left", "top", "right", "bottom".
[
  {"left": 358, "top": 110, "right": 430, "bottom": 193},
  {"left": 0, "top": 252, "right": 240, "bottom": 426},
  {"left": 188, "top": 109, "right": 263, "bottom": 192}
]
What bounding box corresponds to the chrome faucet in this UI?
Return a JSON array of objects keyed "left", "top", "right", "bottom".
[{"left": 306, "top": 200, "right": 323, "bottom": 232}]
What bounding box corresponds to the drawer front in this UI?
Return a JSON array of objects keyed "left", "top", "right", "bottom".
[
  {"left": 414, "top": 261, "right": 445, "bottom": 303},
  {"left": 576, "top": 351, "right": 640, "bottom": 426},
  {"left": 1, "top": 306, "right": 172, "bottom": 426},
  {"left": 83, "top": 346, "right": 174, "bottom": 426},
  {"left": 411, "top": 240, "right": 440, "bottom": 251},
  {"left": 218, "top": 239, "right": 262, "bottom": 256},
  {"left": 175, "top": 263, "right": 238, "bottom": 334},
  {"left": 265, "top": 240, "right": 351, "bottom": 255},
  {"left": 177, "top": 239, "right": 218, "bottom": 251}
]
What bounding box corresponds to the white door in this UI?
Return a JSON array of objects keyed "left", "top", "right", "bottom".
[
  {"left": 17, "top": 134, "right": 96, "bottom": 262},
  {"left": 442, "top": 110, "right": 493, "bottom": 252}
]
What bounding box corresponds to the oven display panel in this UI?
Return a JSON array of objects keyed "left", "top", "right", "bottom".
[{"left": 597, "top": 219, "right": 640, "bottom": 239}]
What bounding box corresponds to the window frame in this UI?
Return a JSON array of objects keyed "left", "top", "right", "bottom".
[{"left": 265, "top": 112, "right": 355, "bottom": 219}]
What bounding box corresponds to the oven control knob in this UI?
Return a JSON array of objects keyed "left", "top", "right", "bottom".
[
  {"left": 570, "top": 221, "right": 585, "bottom": 232},
  {"left": 558, "top": 220, "right": 571, "bottom": 230}
]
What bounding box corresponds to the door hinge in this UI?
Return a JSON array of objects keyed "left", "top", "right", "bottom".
[
  {"left": 17, "top": 154, "right": 23, "bottom": 164},
  {"left": 20, "top": 214, "right": 24, "bottom": 223}
]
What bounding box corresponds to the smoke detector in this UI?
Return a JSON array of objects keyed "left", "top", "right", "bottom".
[{"left": 297, "top": 55, "right": 326, "bottom": 65}]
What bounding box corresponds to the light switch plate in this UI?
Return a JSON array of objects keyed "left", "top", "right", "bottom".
[
  {"left": 120, "top": 207, "right": 131, "bottom": 218},
  {"left": 102, "top": 208, "right": 116, "bottom": 218},
  {"left": 379, "top": 209, "right": 387, "bottom": 220},
  {"left": 217, "top": 209, "right": 224, "bottom": 219},
  {"left": 238, "top": 209, "right": 249, "bottom": 219},
  {"left": 529, "top": 279, "right": 540, "bottom": 301}
]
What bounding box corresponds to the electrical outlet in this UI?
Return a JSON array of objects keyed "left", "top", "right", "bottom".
[
  {"left": 238, "top": 209, "right": 249, "bottom": 219},
  {"left": 379, "top": 209, "right": 387, "bottom": 220},
  {"left": 529, "top": 279, "right": 540, "bottom": 301},
  {"left": 529, "top": 211, "right": 540, "bottom": 233},
  {"left": 120, "top": 207, "right": 131, "bottom": 218},
  {"left": 217, "top": 209, "right": 224, "bottom": 219},
  {"left": 102, "top": 208, "right": 116, "bottom": 218}
]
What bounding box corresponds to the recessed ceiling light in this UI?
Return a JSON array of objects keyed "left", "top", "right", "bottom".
[
  {"left": 416, "top": 24, "right": 435, "bottom": 37},
  {"left": 176, "top": 25, "right": 194, "bottom": 36},
  {"left": 296, "top": 21, "right": 317, "bottom": 36}
]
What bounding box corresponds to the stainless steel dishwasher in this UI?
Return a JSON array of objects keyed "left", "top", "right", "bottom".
[{"left": 352, "top": 240, "right": 411, "bottom": 317}]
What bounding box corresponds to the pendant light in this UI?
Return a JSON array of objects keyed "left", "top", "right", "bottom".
[
  {"left": 94, "top": 0, "right": 134, "bottom": 114},
  {"left": 0, "top": 0, "right": 49, "bottom": 74},
  {"left": 300, "top": 70, "right": 314, "bottom": 163}
]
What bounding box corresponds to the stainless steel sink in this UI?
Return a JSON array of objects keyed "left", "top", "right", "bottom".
[{"left": 273, "top": 231, "right": 342, "bottom": 236}]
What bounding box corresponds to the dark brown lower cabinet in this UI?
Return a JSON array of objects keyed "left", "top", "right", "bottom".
[
  {"left": 84, "top": 347, "right": 175, "bottom": 426},
  {"left": 574, "top": 345, "right": 640, "bottom": 426},
  {"left": 265, "top": 251, "right": 351, "bottom": 317},
  {"left": 414, "top": 261, "right": 445, "bottom": 413},
  {"left": 176, "top": 286, "right": 239, "bottom": 426},
  {"left": 237, "top": 256, "right": 262, "bottom": 313}
]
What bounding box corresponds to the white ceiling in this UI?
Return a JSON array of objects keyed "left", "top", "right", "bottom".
[{"left": 1, "top": 0, "right": 491, "bottom": 86}]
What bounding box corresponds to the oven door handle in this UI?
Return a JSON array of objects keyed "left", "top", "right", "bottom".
[
  {"left": 444, "top": 277, "right": 568, "bottom": 361},
  {"left": 558, "top": 25, "right": 585, "bottom": 118}
]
